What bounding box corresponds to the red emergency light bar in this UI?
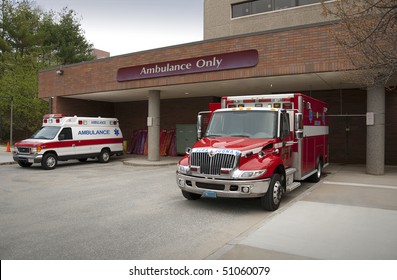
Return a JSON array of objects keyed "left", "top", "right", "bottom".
[
  {"left": 43, "top": 114, "right": 64, "bottom": 119},
  {"left": 243, "top": 99, "right": 255, "bottom": 103},
  {"left": 43, "top": 114, "right": 63, "bottom": 124}
]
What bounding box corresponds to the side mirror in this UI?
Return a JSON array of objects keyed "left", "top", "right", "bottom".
[
  {"left": 197, "top": 111, "right": 211, "bottom": 140},
  {"left": 295, "top": 113, "right": 303, "bottom": 130},
  {"left": 296, "top": 130, "right": 303, "bottom": 140},
  {"left": 295, "top": 113, "right": 303, "bottom": 140},
  {"left": 197, "top": 114, "right": 203, "bottom": 140}
]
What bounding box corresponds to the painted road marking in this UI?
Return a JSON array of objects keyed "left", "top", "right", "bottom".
[{"left": 323, "top": 181, "right": 397, "bottom": 190}]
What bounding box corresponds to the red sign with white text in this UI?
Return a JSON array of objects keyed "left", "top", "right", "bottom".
[{"left": 117, "top": 49, "right": 258, "bottom": 82}]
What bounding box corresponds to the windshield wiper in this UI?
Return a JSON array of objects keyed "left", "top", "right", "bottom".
[
  {"left": 206, "top": 134, "right": 223, "bottom": 138},
  {"left": 230, "top": 134, "right": 250, "bottom": 138}
]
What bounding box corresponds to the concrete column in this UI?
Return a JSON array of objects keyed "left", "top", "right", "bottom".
[
  {"left": 366, "top": 85, "right": 385, "bottom": 175},
  {"left": 148, "top": 90, "right": 161, "bottom": 161}
]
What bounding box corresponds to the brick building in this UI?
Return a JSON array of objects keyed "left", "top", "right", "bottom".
[{"left": 38, "top": 0, "right": 397, "bottom": 170}]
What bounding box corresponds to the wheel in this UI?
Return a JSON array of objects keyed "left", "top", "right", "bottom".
[
  {"left": 98, "top": 149, "right": 110, "bottom": 163},
  {"left": 181, "top": 190, "right": 201, "bottom": 200},
  {"left": 18, "top": 161, "right": 32, "bottom": 168},
  {"left": 41, "top": 153, "right": 58, "bottom": 170},
  {"left": 309, "top": 160, "right": 322, "bottom": 182},
  {"left": 261, "top": 173, "right": 283, "bottom": 211}
]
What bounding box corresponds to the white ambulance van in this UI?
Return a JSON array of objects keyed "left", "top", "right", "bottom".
[{"left": 13, "top": 114, "right": 124, "bottom": 170}]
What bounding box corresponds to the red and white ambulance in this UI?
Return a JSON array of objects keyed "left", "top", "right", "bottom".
[
  {"left": 13, "top": 114, "right": 123, "bottom": 170},
  {"left": 176, "top": 93, "right": 328, "bottom": 211}
]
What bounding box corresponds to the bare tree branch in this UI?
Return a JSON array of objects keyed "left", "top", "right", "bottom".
[{"left": 322, "top": 0, "right": 397, "bottom": 87}]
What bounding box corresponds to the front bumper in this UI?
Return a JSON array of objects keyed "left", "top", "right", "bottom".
[
  {"left": 176, "top": 172, "right": 270, "bottom": 198},
  {"left": 13, "top": 153, "right": 43, "bottom": 164}
]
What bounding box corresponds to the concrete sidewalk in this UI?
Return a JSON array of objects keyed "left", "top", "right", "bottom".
[
  {"left": 0, "top": 145, "right": 14, "bottom": 165},
  {"left": 3, "top": 146, "right": 397, "bottom": 259},
  {"left": 0, "top": 145, "right": 180, "bottom": 166},
  {"left": 208, "top": 164, "right": 397, "bottom": 260}
]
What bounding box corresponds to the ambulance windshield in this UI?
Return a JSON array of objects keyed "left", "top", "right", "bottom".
[
  {"left": 31, "top": 126, "right": 61, "bottom": 140},
  {"left": 206, "top": 110, "right": 277, "bottom": 139}
]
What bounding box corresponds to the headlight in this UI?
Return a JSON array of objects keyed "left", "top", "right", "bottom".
[
  {"left": 232, "top": 169, "right": 267, "bottom": 179},
  {"left": 177, "top": 164, "right": 190, "bottom": 174},
  {"left": 31, "top": 146, "right": 42, "bottom": 154}
]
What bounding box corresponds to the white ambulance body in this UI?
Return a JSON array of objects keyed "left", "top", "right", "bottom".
[{"left": 13, "top": 114, "right": 123, "bottom": 170}]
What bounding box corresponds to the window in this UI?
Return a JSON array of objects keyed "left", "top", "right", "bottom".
[
  {"left": 31, "top": 126, "right": 61, "bottom": 140},
  {"left": 231, "top": 0, "right": 321, "bottom": 18},
  {"left": 298, "top": 0, "right": 320, "bottom": 5},
  {"left": 275, "top": 0, "right": 296, "bottom": 10},
  {"left": 280, "top": 112, "right": 290, "bottom": 139},
  {"left": 59, "top": 127, "right": 73, "bottom": 140},
  {"left": 232, "top": 2, "right": 251, "bottom": 17},
  {"left": 206, "top": 110, "right": 278, "bottom": 139},
  {"left": 252, "top": 0, "right": 272, "bottom": 14}
]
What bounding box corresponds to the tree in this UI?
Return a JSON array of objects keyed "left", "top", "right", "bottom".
[
  {"left": 0, "top": 0, "right": 94, "bottom": 141},
  {"left": 322, "top": 0, "right": 396, "bottom": 175},
  {"left": 54, "top": 8, "right": 94, "bottom": 64},
  {"left": 322, "top": 0, "right": 397, "bottom": 87}
]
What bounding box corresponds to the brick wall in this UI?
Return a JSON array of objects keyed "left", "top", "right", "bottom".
[
  {"left": 310, "top": 88, "right": 397, "bottom": 165},
  {"left": 114, "top": 96, "right": 218, "bottom": 142},
  {"left": 38, "top": 23, "right": 352, "bottom": 99},
  {"left": 54, "top": 89, "right": 397, "bottom": 165},
  {"left": 39, "top": 21, "right": 397, "bottom": 165},
  {"left": 54, "top": 97, "right": 115, "bottom": 117}
]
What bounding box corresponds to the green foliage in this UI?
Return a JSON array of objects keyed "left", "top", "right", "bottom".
[{"left": 0, "top": 0, "right": 95, "bottom": 142}]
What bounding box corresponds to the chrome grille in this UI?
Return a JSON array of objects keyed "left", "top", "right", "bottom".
[
  {"left": 17, "top": 147, "right": 30, "bottom": 154},
  {"left": 190, "top": 149, "right": 239, "bottom": 175}
]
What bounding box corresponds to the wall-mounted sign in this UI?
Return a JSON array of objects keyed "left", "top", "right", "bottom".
[{"left": 117, "top": 49, "right": 258, "bottom": 82}]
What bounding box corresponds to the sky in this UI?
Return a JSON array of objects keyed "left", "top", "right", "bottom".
[{"left": 33, "top": 0, "right": 204, "bottom": 57}]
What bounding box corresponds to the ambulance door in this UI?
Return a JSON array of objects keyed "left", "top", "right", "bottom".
[
  {"left": 72, "top": 127, "right": 91, "bottom": 156},
  {"left": 57, "top": 127, "right": 76, "bottom": 157}
]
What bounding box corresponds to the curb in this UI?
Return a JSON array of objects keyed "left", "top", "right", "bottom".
[
  {"left": 122, "top": 159, "right": 179, "bottom": 167},
  {"left": 0, "top": 161, "right": 16, "bottom": 166}
]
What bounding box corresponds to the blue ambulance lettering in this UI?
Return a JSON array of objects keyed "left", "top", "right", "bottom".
[{"left": 78, "top": 130, "right": 110, "bottom": 135}]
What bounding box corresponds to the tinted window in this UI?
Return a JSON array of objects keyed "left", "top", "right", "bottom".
[
  {"left": 274, "top": 0, "right": 296, "bottom": 10},
  {"left": 252, "top": 0, "right": 272, "bottom": 14},
  {"left": 232, "top": 2, "right": 251, "bottom": 17},
  {"left": 231, "top": 0, "right": 321, "bottom": 18},
  {"left": 59, "top": 127, "right": 73, "bottom": 140}
]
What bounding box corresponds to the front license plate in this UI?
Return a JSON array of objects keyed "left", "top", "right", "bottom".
[{"left": 203, "top": 191, "right": 217, "bottom": 198}]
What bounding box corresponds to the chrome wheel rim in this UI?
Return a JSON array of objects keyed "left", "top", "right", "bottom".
[
  {"left": 47, "top": 157, "right": 56, "bottom": 168},
  {"left": 317, "top": 163, "right": 322, "bottom": 178},
  {"left": 102, "top": 152, "right": 109, "bottom": 162},
  {"left": 273, "top": 181, "right": 282, "bottom": 205}
]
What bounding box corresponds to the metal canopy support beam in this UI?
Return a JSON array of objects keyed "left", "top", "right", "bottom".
[
  {"left": 147, "top": 90, "right": 161, "bottom": 161},
  {"left": 366, "top": 85, "right": 385, "bottom": 175}
]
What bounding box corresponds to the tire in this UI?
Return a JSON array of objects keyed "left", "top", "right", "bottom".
[
  {"left": 18, "top": 161, "right": 32, "bottom": 168},
  {"left": 261, "top": 173, "right": 283, "bottom": 211},
  {"left": 98, "top": 149, "right": 110, "bottom": 163},
  {"left": 41, "top": 153, "right": 58, "bottom": 170},
  {"left": 309, "top": 160, "right": 322, "bottom": 182},
  {"left": 181, "top": 190, "right": 201, "bottom": 200}
]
